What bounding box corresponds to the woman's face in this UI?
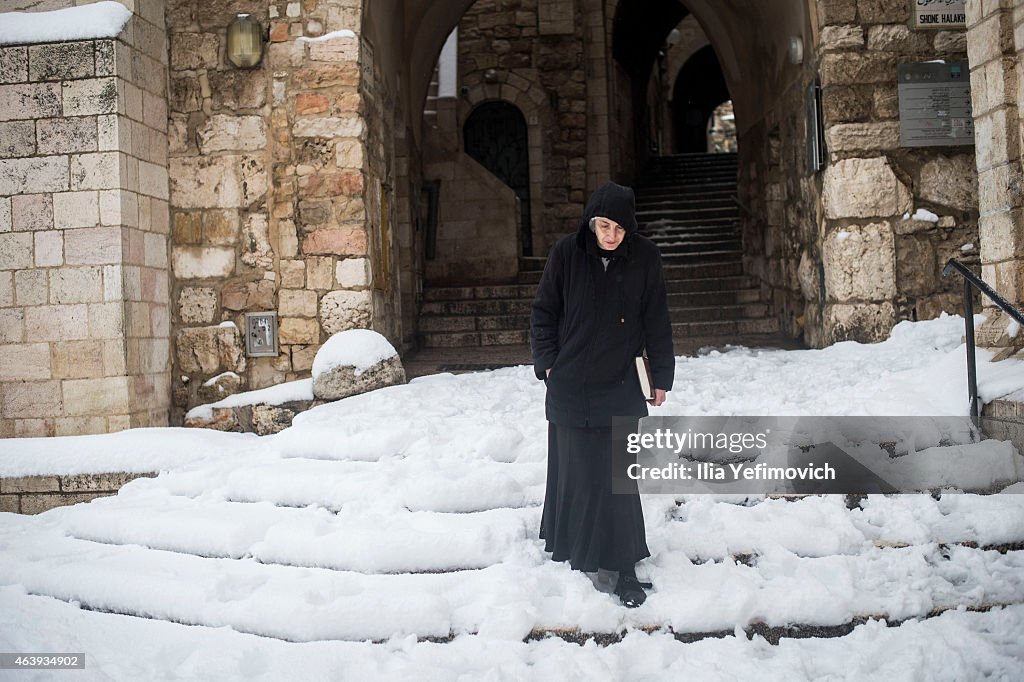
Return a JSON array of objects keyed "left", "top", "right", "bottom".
[{"left": 594, "top": 217, "right": 626, "bottom": 250}]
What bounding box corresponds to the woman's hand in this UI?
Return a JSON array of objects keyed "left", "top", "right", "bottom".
[{"left": 647, "top": 389, "right": 667, "bottom": 407}]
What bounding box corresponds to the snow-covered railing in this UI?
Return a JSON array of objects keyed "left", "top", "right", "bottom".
[{"left": 942, "top": 258, "right": 1024, "bottom": 422}]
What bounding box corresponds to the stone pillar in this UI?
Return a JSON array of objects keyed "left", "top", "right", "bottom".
[
  {"left": 0, "top": 3, "right": 171, "bottom": 437},
  {"left": 581, "top": 0, "right": 611, "bottom": 193},
  {"left": 967, "top": 0, "right": 1024, "bottom": 355},
  {"left": 166, "top": 0, "right": 386, "bottom": 420}
]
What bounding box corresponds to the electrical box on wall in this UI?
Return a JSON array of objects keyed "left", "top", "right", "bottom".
[{"left": 244, "top": 312, "right": 278, "bottom": 357}]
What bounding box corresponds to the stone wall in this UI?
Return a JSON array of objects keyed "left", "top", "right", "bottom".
[
  {"left": 740, "top": 0, "right": 979, "bottom": 349},
  {"left": 423, "top": 150, "right": 520, "bottom": 284},
  {"left": 809, "top": 0, "right": 977, "bottom": 345},
  {"left": 0, "top": 3, "right": 172, "bottom": 438},
  {"left": 966, "top": 0, "right": 1024, "bottom": 356},
  {"left": 737, "top": 73, "right": 819, "bottom": 344},
  {"left": 166, "top": 0, "right": 396, "bottom": 421},
  {"left": 449, "top": 0, "right": 588, "bottom": 256},
  {"left": 0, "top": 471, "right": 155, "bottom": 514},
  {"left": 360, "top": 5, "right": 402, "bottom": 346}
]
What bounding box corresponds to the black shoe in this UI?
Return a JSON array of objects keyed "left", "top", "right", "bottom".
[{"left": 614, "top": 574, "right": 647, "bottom": 608}]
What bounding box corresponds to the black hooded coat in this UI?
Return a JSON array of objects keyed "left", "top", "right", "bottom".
[
  {"left": 531, "top": 181, "right": 675, "bottom": 574},
  {"left": 530, "top": 181, "right": 675, "bottom": 427}
]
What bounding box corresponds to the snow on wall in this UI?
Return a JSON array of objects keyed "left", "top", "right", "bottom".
[{"left": 0, "top": 2, "right": 132, "bottom": 46}]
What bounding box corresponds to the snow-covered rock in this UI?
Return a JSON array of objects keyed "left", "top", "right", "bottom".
[
  {"left": 185, "top": 379, "right": 316, "bottom": 435},
  {"left": 312, "top": 329, "right": 405, "bottom": 400}
]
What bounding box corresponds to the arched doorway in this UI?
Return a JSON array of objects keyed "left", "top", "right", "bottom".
[
  {"left": 672, "top": 45, "right": 731, "bottom": 153},
  {"left": 463, "top": 101, "right": 533, "bottom": 256}
]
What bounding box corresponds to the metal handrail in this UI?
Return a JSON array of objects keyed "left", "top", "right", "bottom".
[
  {"left": 730, "top": 194, "right": 753, "bottom": 217},
  {"left": 942, "top": 258, "right": 1024, "bottom": 422}
]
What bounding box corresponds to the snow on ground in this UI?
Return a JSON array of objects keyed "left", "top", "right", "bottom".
[
  {"left": 0, "top": 1, "right": 132, "bottom": 45},
  {"left": 0, "top": 428, "right": 260, "bottom": 478},
  {"left": 184, "top": 379, "right": 314, "bottom": 422},
  {"left": 2, "top": 315, "right": 1024, "bottom": 680}
]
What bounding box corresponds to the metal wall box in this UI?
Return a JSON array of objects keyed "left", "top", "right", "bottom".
[{"left": 244, "top": 312, "right": 279, "bottom": 357}]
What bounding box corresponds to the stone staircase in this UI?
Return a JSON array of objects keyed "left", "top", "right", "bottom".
[
  {"left": 635, "top": 152, "right": 782, "bottom": 346},
  {"left": 415, "top": 152, "right": 792, "bottom": 355}
]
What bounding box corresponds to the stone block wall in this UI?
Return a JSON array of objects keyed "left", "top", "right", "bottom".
[
  {"left": 0, "top": 471, "right": 155, "bottom": 514},
  {"left": 360, "top": 9, "right": 402, "bottom": 347},
  {"left": 0, "top": 4, "right": 171, "bottom": 437},
  {"left": 452, "top": 0, "right": 587, "bottom": 256},
  {"left": 423, "top": 152, "right": 520, "bottom": 285},
  {"left": 741, "top": 0, "right": 980, "bottom": 348},
  {"left": 166, "top": 0, "right": 395, "bottom": 421},
  {"left": 965, "top": 0, "right": 1024, "bottom": 356}
]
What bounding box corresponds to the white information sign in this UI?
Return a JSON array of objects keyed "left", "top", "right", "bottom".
[{"left": 913, "top": 0, "right": 966, "bottom": 29}]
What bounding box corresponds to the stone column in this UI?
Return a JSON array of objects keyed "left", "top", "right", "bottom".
[
  {"left": 166, "top": 0, "right": 385, "bottom": 420},
  {"left": 581, "top": 0, "right": 611, "bottom": 193},
  {"left": 967, "top": 0, "right": 1024, "bottom": 356},
  {"left": 0, "top": 3, "right": 170, "bottom": 437}
]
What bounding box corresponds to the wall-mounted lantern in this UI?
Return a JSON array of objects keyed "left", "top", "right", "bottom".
[
  {"left": 788, "top": 36, "right": 804, "bottom": 65},
  {"left": 227, "top": 13, "right": 264, "bottom": 69}
]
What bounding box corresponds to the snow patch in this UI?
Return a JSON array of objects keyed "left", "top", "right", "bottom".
[
  {"left": 297, "top": 29, "right": 356, "bottom": 42},
  {"left": 912, "top": 208, "right": 939, "bottom": 223},
  {"left": 0, "top": 1, "right": 132, "bottom": 45},
  {"left": 0, "top": 428, "right": 259, "bottom": 478},
  {"left": 202, "top": 371, "right": 240, "bottom": 388},
  {"left": 185, "top": 378, "right": 314, "bottom": 421}
]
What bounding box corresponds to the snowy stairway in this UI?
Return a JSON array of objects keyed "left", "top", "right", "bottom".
[
  {"left": 3, "top": 431, "right": 1024, "bottom": 647},
  {"left": 4, "top": 490, "right": 1023, "bottom": 645},
  {"left": 2, "top": 366, "right": 1024, "bottom": 653}
]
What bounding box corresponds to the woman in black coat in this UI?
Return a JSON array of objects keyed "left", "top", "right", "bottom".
[{"left": 530, "top": 181, "right": 675, "bottom": 607}]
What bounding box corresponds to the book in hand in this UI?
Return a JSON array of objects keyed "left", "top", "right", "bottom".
[{"left": 636, "top": 355, "right": 654, "bottom": 400}]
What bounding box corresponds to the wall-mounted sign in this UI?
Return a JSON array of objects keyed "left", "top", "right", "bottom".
[
  {"left": 244, "top": 312, "right": 279, "bottom": 357},
  {"left": 912, "top": 0, "right": 966, "bottom": 29},
  {"left": 897, "top": 61, "right": 974, "bottom": 147}
]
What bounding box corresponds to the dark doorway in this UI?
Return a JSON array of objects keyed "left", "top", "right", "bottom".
[
  {"left": 463, "top": 101, "right": 533, "bottom": 256},
  {"left": 673, "top": 45, "right": 731, "bottom": 153}
]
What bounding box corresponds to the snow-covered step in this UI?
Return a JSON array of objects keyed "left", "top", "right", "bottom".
[
  {"left": 660, "top": 493, "right": 1024, "bottom": 562},
  {"left": 62, "top": 491, "right": 540, "bottom": 573},
  {"left": 4, "top": 584, "right": 1022, "bottom": 676},
  {"left": 3, "top": 516, "right": 1022, "bottom": 643},
  {"left": 128, "top": 457, "right": 545, "bottom": 513}
]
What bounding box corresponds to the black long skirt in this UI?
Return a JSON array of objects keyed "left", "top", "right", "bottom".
[{"left": 538, "top": 422, "right": 650, "bottom": 572}]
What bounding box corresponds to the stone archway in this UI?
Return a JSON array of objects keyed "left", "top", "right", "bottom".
[
  {"left": 459, "top": 76, "right": 550, "bottom": 257},
  {"left": 463, "top": 101, "right": 534, "bottom": 255},
  {"left": 671, "top": 45, "right": 731, "bottom": 153}
]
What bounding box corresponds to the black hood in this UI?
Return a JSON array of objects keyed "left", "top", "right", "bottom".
[{"left": 575, "top": 181, "right": 639, "bottom": 241}]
